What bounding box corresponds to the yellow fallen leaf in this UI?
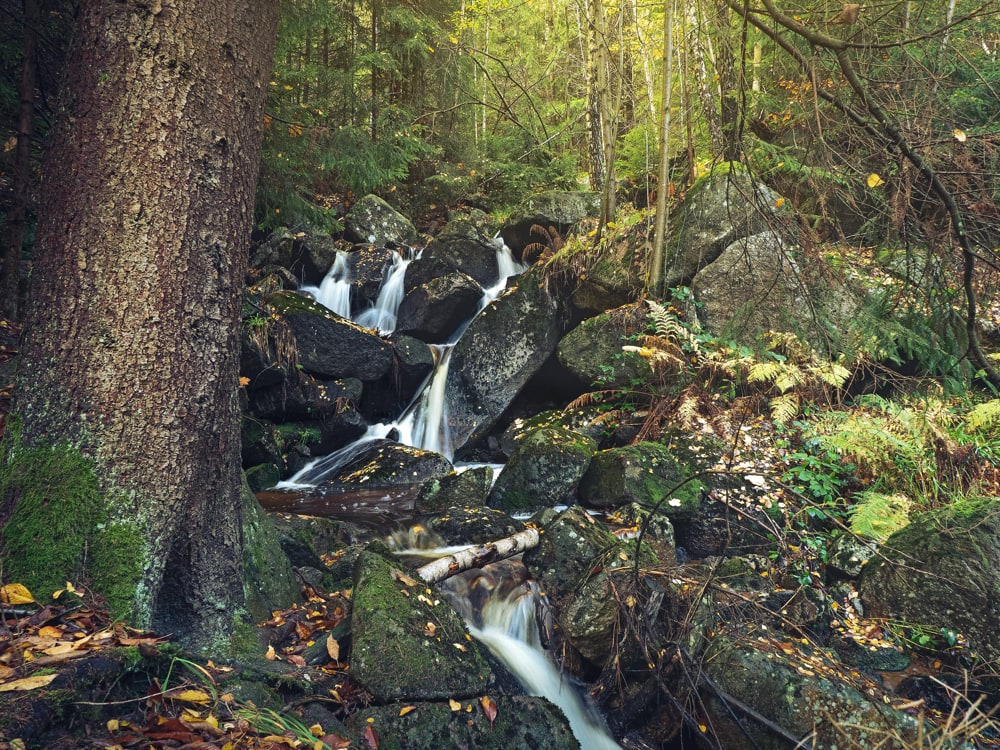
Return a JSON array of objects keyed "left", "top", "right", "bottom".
[
  {"left": 953, "top": 128, "right": 967, "bottom": 142},
  {"left": 175, "top": 688, "right": 212, "bottom": 704},
  {"left": 0, "top": 583, "right": 36, "bottom": 605},
  {"left": 867, "top": 172, "right": 885, "bottom": 188},
  {"left": 0, "top": 673, "right": 58, "bottom": 691},
  {"left": 449, "top": 699, "right": 462, "bottom": 711},
  {"left": 399, "top": 705, "right": 416, "bottom": 716},
  {"left": 265, "top": 644, "right": 277, "bottom": 660},
  {"left": 309, "top": 723, "right": 323, "bottom": 737},
  {"left": 327, "top": 634, "right": 340, "bottom": 662}
]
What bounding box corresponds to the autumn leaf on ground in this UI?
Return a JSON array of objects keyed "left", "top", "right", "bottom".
[
  {"left": 0, "top": 583, "right": 36, "bottom": 605},
  {"left": 0, "top": 673, "right": 59, "bottom": 692},
  {"left": 479, "top": 695, "right": 498, "bottom": 728},
  {"left": 363, "top": 723, "right": 379, "bottom": 749},
  {"left": 449, "top": 698, "right": 462, "bottom": 711},
  {"left": 398, "top": 705, "right": 416, "bottom": 716},
  {"left": 866, "top": 173, "right": 885, "bottom": 188},
  {"left": 326, "top": 634, "right": 340, "bottom": 662}
]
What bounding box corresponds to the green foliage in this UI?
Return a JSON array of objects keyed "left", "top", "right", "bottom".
[{"left": 847, "top": 491, "right": 912, "bottom": 542}]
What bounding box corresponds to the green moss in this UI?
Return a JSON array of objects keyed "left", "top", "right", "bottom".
[{"left": 0, "top": 417, "right": 146, "bottom": 620}]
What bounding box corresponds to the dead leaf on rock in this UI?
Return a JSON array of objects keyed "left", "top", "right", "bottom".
[{"left": 0, "top": 673, "right": 58, "bottom": 691}]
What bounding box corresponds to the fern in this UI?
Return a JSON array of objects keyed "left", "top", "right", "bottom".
[
  {"left": 849, "top": 492, "right": 913, "bottom": 542},
  {"left": 770, "top": 393, "right": 800, "bottom": 424},
  {"left": 965, "top": 399, "right": 1000, "bottom": 435}
]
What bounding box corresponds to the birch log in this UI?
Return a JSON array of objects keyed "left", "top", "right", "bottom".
[{"left": 416, "top": 528, "right": 540, "bottom": 584}]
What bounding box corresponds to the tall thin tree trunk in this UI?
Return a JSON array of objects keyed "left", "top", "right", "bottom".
[
  {"left": 649, "top": 0, "right": 675, "bottom": 296},
  {"left": 2, "top": 0, "right": 40, "bottom": 321}
]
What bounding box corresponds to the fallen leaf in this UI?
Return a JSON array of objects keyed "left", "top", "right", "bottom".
[
  {"left": 867, "top": 172, "right": 885, "bottom": 188},
  {"left": 398, "top": 705, "right": 416, "bottom": 716},
  {"left": 0, "top": 583, "right": 36, "bottom": 605},
  {"left": 326, "top": 634, "right": 340, "bottom": 662},
  {"left": 363, "top": 723, "right": 379, "bottom": 749},
  {"left": 265, "top": 644, "right": 278, "bottom": 660},
  {"left": 0, "top": 673, "right": 58, "bottom": 691},
  {"left": 480, "top": 695, "right": 498, "bottom": 727},
  {"left": 449, "top": 698, "right": 462, "bottom": 711},
  {"left": 392, "top": 569, "right": 419, "bottom": 587},
  {"left": 173, "top": 688, "right": 212, "bottom": 704}
]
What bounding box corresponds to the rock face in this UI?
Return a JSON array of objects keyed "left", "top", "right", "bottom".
[
  {"left": 350, "top": 547, "right": 493, "bottom": 701},
  {"left": 858, "top": 497, "right": 1000, "bottom": 664},
  {"left": 665, "top": 165, "right": 785, "bottom": 287},
  {"left": 315, "top": 440, "right": 454, "bottom": 494},
  {"left": 250, "top": 228, "right": 340, "bottom": 285},
  {"left": 690, "top": 232, "right": 807, "bottom": 340},
  {"left": 556, "top": 303, "right": 655, "bottom": 389},
  {"left": 445, "top": 267, "right": 565, "bottom": 453},
  {"left": 487, "top": 425, "right": 597, "bottom": 514},
  {"left": 344, "top": 194, "right": 419, "bottom": 246},
  {"left": 422, "top": 216, "right": 501, "bottom": 287},
  {"left": 500, "top": 190, "right": 601, "bottom": 257},
  {"left": 396, "top": 272, "right": 484, "bottom": 342}
]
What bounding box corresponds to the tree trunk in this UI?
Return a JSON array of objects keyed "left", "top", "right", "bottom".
[
  {"left": 416, "top": 529, "right": 540, "bottom": 584},
  {"left": 1, "top": 0, "right": 40, "bottom": 321},
  {"left": 4, "top": 0, "right": 278, "bottom": 650}
]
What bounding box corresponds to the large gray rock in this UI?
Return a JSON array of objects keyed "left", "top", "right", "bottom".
[
  {"left": 315, "top": 440, "right": 454, "bottom": 495},
  {"left": 665, "top": 165, "right": 785, "bottom": 287},
  {"left": 250, "top": 228, "right": 340, "bottom": 285},
  {"left": 858, "top": 497, "right": 1000, "bottom": 664},
  {"left": 556, "top": 303, "right": 655, "bottom": 390},
  {"left": 691, "top": 232, "right": 810, "bottom": 342},
  {"left": 487, "top": 426, "right": 597, "bottom": 514},
  {"left": 396, "top": 272, "right": 484, "bottom": 343},
  {"left": 346, "top": 244, "right": 395, "bottom": 311},
  {"left": 500, "top": 190, "right": 601, "bottom": 257},
  {"left": 416, "top": 467, "right": 495, "bottom": 513},
  {"left": 344, "top": 194, "right": 419, "bottom": 247},
  {"left": 350, "top": 547, "right": 493, "bottom": 701},
  {"left": 241, "top": 476, "right": 299, "bottom": 622},
  {"left": 703, "top": 636, "right": 926, "bottom": 750},
  {"left": 445, "top": 267, "right": 565, "bottom": 452},
  {"left": 422, "top": 217, "right": 501, "bottom": 287}
]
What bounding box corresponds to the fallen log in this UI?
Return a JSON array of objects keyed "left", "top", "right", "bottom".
[{"left": 415, "top": 528, "right": 540, "bottom": 584}]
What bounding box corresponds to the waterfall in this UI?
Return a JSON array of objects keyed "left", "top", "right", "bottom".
[
  {"left": 466, "top": 582, "right": 622, "bottom": 750},
  {"left": 302, "top": 250, "right": 352, "bottom": 319},
  {"left": 355, "top": 249, "right": 413, "bottom": 333}
]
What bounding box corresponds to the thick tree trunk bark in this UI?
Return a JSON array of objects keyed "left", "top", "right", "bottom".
[{"left": 8, "top": 0, "right": 278, "bottom": 649}]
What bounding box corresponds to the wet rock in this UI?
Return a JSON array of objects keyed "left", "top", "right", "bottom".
[
  {"left": 858, "top": 497, "right": 1000, "bottom": 664},
  {"left": 556, "top": 303, "right": 656, "bottom": 390},
  {"left": 345, "top": 695, "right": 578, "bottom": 750},
  {"left": 242, "top": 477, "right": 300, "bottom": 622},
  {"left": 346, "top": 244, "right": 396, "bottom": 311},
  {"left": 827, "top": 534, "right": 877, "bottom": 578},
  {"left": 446, "top": 266, "right": 566, "bottom": 452},
  {"left": 350, "top": 546, "right": 493, "bottom": 701},
  {"left": 396, "top": 272, "right": 484, "bottom": 342},
  {"left": 500, "top": 190, "right": 602, "bottom": 258},
  {"left": 675, "top": 496, "right": 780, "bottom": 559},
  {"left": 249, "top": 227, "right": 340, "bottom": 285},
  {"left": 266, "top": 290, "right": 394, "bottom": 381},
  {"left": 361, "top": 334, "right": 436, "bottom": 421},
  {"left": 416, "top": 467, "right": 496, "bottom": 513},
  {"left": 313, "top": 440, "right": 453, "bottom": 496},
  {"left": 425, "top": 505, "right": 525, "bottom": 545},
  {"left": 422, "top": 216, "right": 502, "bottom": 287},
  {"left": 487, "top": 425, "right": 597, "bottom": 514},
  {"left": 578, "top": 442, "right": 703, "bottom": 518},
  {"left": 665, "top": 164, "right": 786, "bottom": 286},
  {"left": 344, "top": 194, "right": 419, "bottom": 247}
]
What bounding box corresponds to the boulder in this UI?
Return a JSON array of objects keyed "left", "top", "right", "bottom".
[
  {"left": 675, "top": 497, "right": 781, "bottom": 559},
  {"left": 360, "top": 334, "right": 436, "bottom": 421},
  {"left": 445, "top": 267, "right": 566, "bottom": 453},
  {"left": 556, "top": 303, "right": 655, "bottom": 390},
  {"left": 241, "top": 477, "right": 300, "bottom": 622},
  {"left": 665, "top": 165, "right": 786, "bottom": 287},
  {"left": 691, "top": 232, "right": 811, "bottom": 343},
  {"left": 249, "top": 228, "right": 340, "bottom": 285},
  {"left": 500, "top": 190, "right": 601, "bottom": 257},
  {"left": 578, "top": 442, "right": 703, "bottom": 518},
  {"left": 350, "top": 546, "right": 493, "bottom": 701},
  {"left": 344, "top": 194, "right": 419, "bottom": 247},
  {"left": 246, "top": 371, "right": 364, "bottom": 422},
  {"left": 416, "top": 467, "right": 495, "bottom": 513},
  {"left": 487, "top": 425, "right": 597, "bottom": 514},
  {"left": 314, "top": 439, "right": 454, "bottom": 495},
  {"left": 346, "top": 696, "right": 578, "bottom": 750},
  {"left": 265, "top": 291, "right": 394, "bottom": 381},
  {"left": 425, "top": 505, "right": 525, "bottom": 545},
  {"left": 346, "top": 244, "right": 396, "bottom": 311},
  {"left": 858, "top": 497, "right": 1000, "bottom": 664},
  {"left": 702, "top": 635, "right": 926, "bottom": 750},
  {"left": 422, "top": 216, "right": 502, "bottom": 287},
  {"left": 396, "top": 272, "right": 484, "bottom": 343}
]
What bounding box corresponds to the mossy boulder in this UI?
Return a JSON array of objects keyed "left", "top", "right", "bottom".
[
  {"left": 578, "top": 442, "right": 703, "bottom": 517},
  {"left": 556, "top": 303, "right": 654, "bottom": 390},
  {"left": 422, "top": 216, "right": 502, "bottom": 287},
  {"left": 702, "top": 636, "right": 924, "bottom": 750},
  {"left": 240, "top": 477, "right": 300, "bottom": 623},
  {"left": 675, "top": 497, "right": 781, "bottom": 559},
  {"left": 350, "top": 546, "right": 493, "bottom": 701},
  {"left": 858, "top": 497, "right": 1000, "bottom": 665},
  {"left": 415, "top": 466, "right": 495, "bottom": 513},
  {"left": 487, "top": 425, "right": 597, "bottom": 514},
  {"left": 345, "top": 696, "right": 579, "bottom": 750},
  {"left": 424, "top": 506, "right": 525, "bottom": 545},
  {"left": 344, "top": 194, "right": 419, "bottom": 247}
]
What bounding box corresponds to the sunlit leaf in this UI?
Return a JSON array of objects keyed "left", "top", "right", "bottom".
[
  {"left": 0, "top": 673, "right": 58, "bottom": 691},
  {"left": 0, "top": 583, "right": 36, "bottom": 605},
  {"left": 449, "top": 698, "right": 462, "bottom": 711},
  {"left": 399, "top": 705, "right": 416, "bottom": 716},
  {"left": 479, "top": 695, "right": 498, "bottom": 727},
  {"left": 867, "top": 173, "right": 885, "bottom": 188},
  {"left": 953, "top": 128, "right": 967, "bottom": 142},
  {"left": 174, "top": 689, "right": 212, "bottom": 704}
]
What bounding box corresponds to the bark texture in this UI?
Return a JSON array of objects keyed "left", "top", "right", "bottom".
[{"left": 10, "top": 0, "right": 278, "bottom": 649}]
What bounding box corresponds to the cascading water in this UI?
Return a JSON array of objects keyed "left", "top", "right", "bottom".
[
  {"left": 301, "top": 250, "right": 353, "bottom": 319},
  {"left": 461, "top": 577, "right": 622, "bottom": 750},
  {"left": 354, "top": 249, "right": 414, "bottom": 333}
]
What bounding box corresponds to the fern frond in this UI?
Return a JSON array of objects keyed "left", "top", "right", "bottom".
[
  {"left": 748, "top": 361, "right": 784, "bottom": 385},
  {"left": 769, "top": 393, "right": 800, "bottom": 424},
  {"left": 810, "top": 361, "right": 852, "bottom": 388},
  {"left": 773, "top": 363, "right": 805, "bottom": 393},
  {"left": 849, "top": 492, "right": 912, "bottom": 542},
  {"left": 964, "top": 399, "right": 1000, "bottom": 435},
  {"left": 675, "top": 392, "right": 703, "bottom": 429}
]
